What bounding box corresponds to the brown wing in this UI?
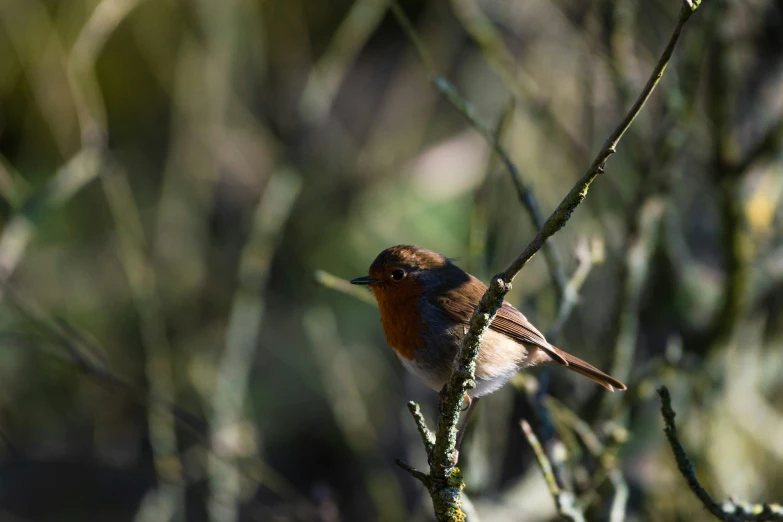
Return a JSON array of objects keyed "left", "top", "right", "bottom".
[{"left": 431, "top": 275, "right": 568, "bottom": 366}]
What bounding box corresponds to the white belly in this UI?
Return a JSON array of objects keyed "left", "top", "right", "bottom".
[
  {"left": 398, "top": 354, "right": 446, "bottom": 392},
  {"left": 395, "top": 329, "right": 548, "bottom": 398}
]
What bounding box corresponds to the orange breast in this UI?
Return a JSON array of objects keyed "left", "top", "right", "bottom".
[{"left": 372, "top": 284, "right": 423, "bottom": 360}]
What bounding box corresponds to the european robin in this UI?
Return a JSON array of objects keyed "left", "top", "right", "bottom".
[{"left": 351, "top": 245, "right": 626, "bottom": 401}]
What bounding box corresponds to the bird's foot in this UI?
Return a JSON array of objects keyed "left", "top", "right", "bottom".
[{"left": 460, "top": 392, "right": 471, "bottom": 412}]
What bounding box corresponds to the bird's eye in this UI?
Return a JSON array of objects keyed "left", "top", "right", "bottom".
[{"left": 391, "top": 269, "right": 405, "bottom": 281}]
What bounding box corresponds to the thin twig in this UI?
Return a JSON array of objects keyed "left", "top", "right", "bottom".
[
  {"left": 0, "top": 149, "right": 101, "bottom": 291},
  {"left": 448, "top": 0, "right": 587, "bottom": 163},
  {"left": 546, "top": 397, "right": 629, "bottom": 521},
  {"left": 731, "top": 117, "right": 783, "bottom": 176},
  {"left": 299, "top": 0, "right": 391, "bottom": 124},
  {"left": 304, "top": 306, "right": 407, "bottom": 520},
  {"left": 601, "top": 197, "right": 665, "bottom": 417},
  {"left": 657, "top": 386, "right": 744, "bottom": 522},
  {"left": 67, "top": 0, "right": 185, "bottom": 518},
  {"left": 468, "top": 99, "right": 515, "bottom": 278},
  {"left": 521, "top": 420, "right": 586, "bottom": 522},
  {"left": 395, "top": 458, "right": 432, "bottom": 485},
  {"left": 407, "top": 402, "right": 436, "bottom": 456},
  {"left": 547, "top": 237, "right": 604, "bottom": 339}
]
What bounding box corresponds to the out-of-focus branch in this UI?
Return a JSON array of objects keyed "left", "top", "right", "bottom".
[
  {"left": 0, "top": 149, "right": 101, "bottom": 288},
  {"left": 547, "top": 237, "right": 605, "bottom": 339},
  {"left": 209, "top": 167, "right": 302, "bottom": 522},
  {"left": 731, "top": 117, "right": 783, "bottom": 176},
  {"left": 389, "top": 1, "right": 568, "bottom": 298},
  {"left": 299, "top": 0, "right": 390, "bottom": 124},
  {"left": 314, "top": 270, "right": 378, "bottom": 306},
  {"left": 539, "top": 238, "right": 603, "bottom": 449},
  {"left": 520, "top": 420, "right": 586, "bottom": 522},
  {"left": 304, "top": 306, "right": 408, "bottom": 521},
  {"left": 392, "top": 1, "right": 702, "bottom": 519},
  {"left": 467, "top": 99, "right": 515, "bottom": 278},
  {"left": 600, "top": 197, "right": 665, "bottom": 416},
  {"left": 657, "top": 386, "right": 782, "bottom": 522},
  {"left": 546, "top": 397, "right": 628, "bottom": 522},
  {"left": 448, "top": 0, "right": 588, "bottom": 164},
  {"left": 101, "top": 159, "right": 186, "bottom": 522},
  {"left": 0, "top": 156, "right": 28, "bottom": 210},
  {"left": 699, "top": 14, "right": 752, "bottom": 355},
  {"left": 436, "top": 73, "right": 568, "bottom": 296},
  {"left": 66, "top": 2, "right": 177, "bottom": 519},
  {"left": 1, "top": 283, "right": 315, "bottom": 512}
]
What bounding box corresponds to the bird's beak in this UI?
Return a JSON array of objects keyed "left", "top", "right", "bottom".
[{"left": 350, "top": 276, "right": 374, "bottom": 285}]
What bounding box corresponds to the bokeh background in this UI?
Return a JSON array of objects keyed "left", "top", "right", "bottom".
[{"left": 1, "top": 0, "right": 782, "bottom": 521}]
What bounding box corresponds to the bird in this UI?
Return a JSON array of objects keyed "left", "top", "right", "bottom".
[{"left": 350, "top": 245, "right": 626, "bottom": 401}]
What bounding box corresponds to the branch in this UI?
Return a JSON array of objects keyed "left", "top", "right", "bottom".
[
  {"left": 209, "top": 167, "right": 302, "bottom": 522},
  {"left": 314, "top": 269, "right": 378, "bottom": 306},
  {"left": 547, "top": 237, "right": 604, "bottom": 339},
  {"left": 407, "top": 402, "right": 436, "bottom": 455},
  {"left": 658, "top": 386, "right": 782, "bottom": 522},
  {"left": 521, "top": 420, "right": 586, "bottom": 522},
  {"left": 393, "top": 1, "right": 702, "bottom": 519},
  {"left": 298, "top": 0, "right": 390, "bottom": 124},
  {"left": 700, "top": 17, "right": 752, "bottom": 355},
  {"left": 722, "top": 501, "right": 783, "bottom": 522},
  {"left": 546, "top": 396, "right": 629, "bottom": 521},
  {"left": 448, "top": 0, "right": 589, "bottom": 163},
  {"left": 0, "top": 149, "right": 100, "bottom": 290},
  {"left": 731, "top": 117, "right": 783, "bottom": 176},
  {"left": 467, "top": 99, "right": 515, "bottom": 277},
  {"left": 600, "top": 197, "right": 665, "bottom": 417}
]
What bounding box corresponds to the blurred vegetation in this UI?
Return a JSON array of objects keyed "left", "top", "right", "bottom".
[{"left": 0, "top": 0, "right": 782, "bottom": 521}]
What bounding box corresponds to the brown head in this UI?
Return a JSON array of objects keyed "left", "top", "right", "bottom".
[
  {"left": 349, "top": 245, "right": 465, "bottom": 296},
  {"left": 350, "top": 245, "right": 467, "bottom": 359}
]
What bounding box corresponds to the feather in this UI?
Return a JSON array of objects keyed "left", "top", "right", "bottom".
[
  {"left": 551, "top": 347, "right": 627, "bottom": 391},
  {"left": 429, "top": 274, "right": 569, "bottom": 366}
]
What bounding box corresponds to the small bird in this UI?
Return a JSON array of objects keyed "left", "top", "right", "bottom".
[{"left": 351, "top": 245, "right": 626, "bottom": 401}]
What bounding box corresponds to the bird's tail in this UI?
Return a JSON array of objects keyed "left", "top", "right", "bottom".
[{"left": 551, "top": 346, "right": 627, "bottom": 392}]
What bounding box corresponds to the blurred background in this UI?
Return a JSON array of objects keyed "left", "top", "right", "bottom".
[{"left": 0, "top": 0, "right": 782, "bottom": 520}]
